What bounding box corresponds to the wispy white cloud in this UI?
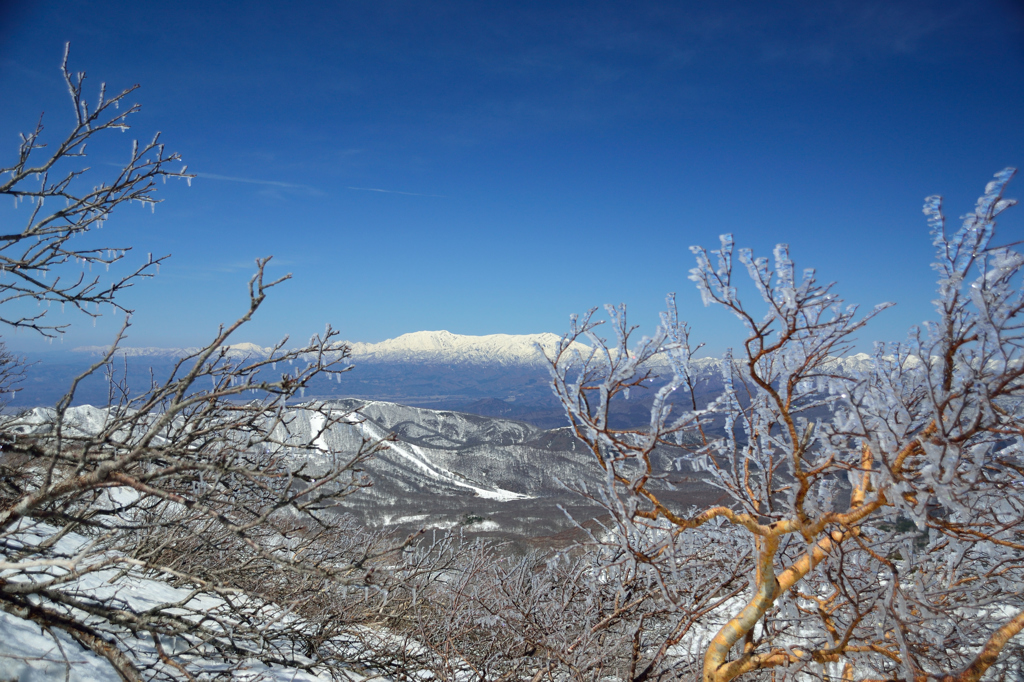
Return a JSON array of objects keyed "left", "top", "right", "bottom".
[
  {"left": 347, "top": 186, "right": 446, "bottom": 198},
  {"left": 195, "top": 173, "right": 322, "bottom": 194},
  {"left": 159, "top": 259, "right": 298, "bottom": 279}
]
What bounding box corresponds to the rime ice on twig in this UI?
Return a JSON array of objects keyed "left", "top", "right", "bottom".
[{"left": 0, "top": 46, "right": 192, "bottom": 338}]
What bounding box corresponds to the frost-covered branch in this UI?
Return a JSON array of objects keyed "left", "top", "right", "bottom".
[
  {"left": 548, "top": 169, "right": 1024, "bottom": 682},
  {"left": 0, "top": 45, "right": 191, "bottom": 337}
]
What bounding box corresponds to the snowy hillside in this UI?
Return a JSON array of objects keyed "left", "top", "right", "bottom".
[
  {"left": 0, "top": 525, "right": 356, "bottom": 681},
  {"left": 7, "top": 399, "right": 714, "bottom": 540}
]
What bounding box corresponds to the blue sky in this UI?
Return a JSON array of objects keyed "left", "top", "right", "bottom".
[{"left": 1, "top": 0, "right": 1022, "bottom": 355}]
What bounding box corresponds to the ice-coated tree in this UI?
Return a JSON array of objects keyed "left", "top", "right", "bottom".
[
  {"left": 0, "top": 49, "right": 431, "bottom": 680},
  {"left": 0, "top": 45, "right": 188, "bottom": 338},
  {"left": 546, "top": 169, "right": 1024, "bottom": 681}
]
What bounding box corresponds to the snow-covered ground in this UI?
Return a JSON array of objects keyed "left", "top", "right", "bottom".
[
  {"left": 0, "top": 523, "right": 369, "bottom": 681},
  {"left": 0, "top": 594, "right": 355, "bottom": 682}
]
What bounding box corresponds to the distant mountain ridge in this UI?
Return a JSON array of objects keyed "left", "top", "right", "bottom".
[
  {"left": 72, "top": 330, "right": 589, "bottom": 366},
  {"left": 25, "top": 332, "right": 885, "bottom": 425},
  {"left": 345, "top": 330, "right": 579, "bottom": 365},
  {"left": 70, "top": 330, "right": 880, "bottom": 374}
]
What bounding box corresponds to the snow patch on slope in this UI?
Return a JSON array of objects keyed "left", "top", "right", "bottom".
[{"left": 351, "top": 404, "right": 531, "bottom": 502}]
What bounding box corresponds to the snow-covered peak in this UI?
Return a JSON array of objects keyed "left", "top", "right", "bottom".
[
  {"left": 346, "top": 330, "right": 579, "bottom": 365},
  {"left": 226, "top": 342, "right": 274, "bottom": 354}
]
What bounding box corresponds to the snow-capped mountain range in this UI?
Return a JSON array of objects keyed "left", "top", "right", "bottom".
[
  {"left": 70, "top": 330, "right": 879, "bottom": 374},
  {"left": 72, "top": 330, "right": 588, "bottom": 366},
  {"left": 15, "top": 331, "right": 885, "bottom": 424},
  {"left": 345, "top": 330, "right": 582, "bottom": 365}
]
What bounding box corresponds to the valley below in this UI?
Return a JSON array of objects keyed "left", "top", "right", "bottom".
[
  {"left": 10, "top": 330, "right": 871, "bottom": 548},
  {"left": 13, "top": 396, "right": 722, "bottom": 549},
  {"left": 289, "top": 399, "right": 723, "bottom": 549}
]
